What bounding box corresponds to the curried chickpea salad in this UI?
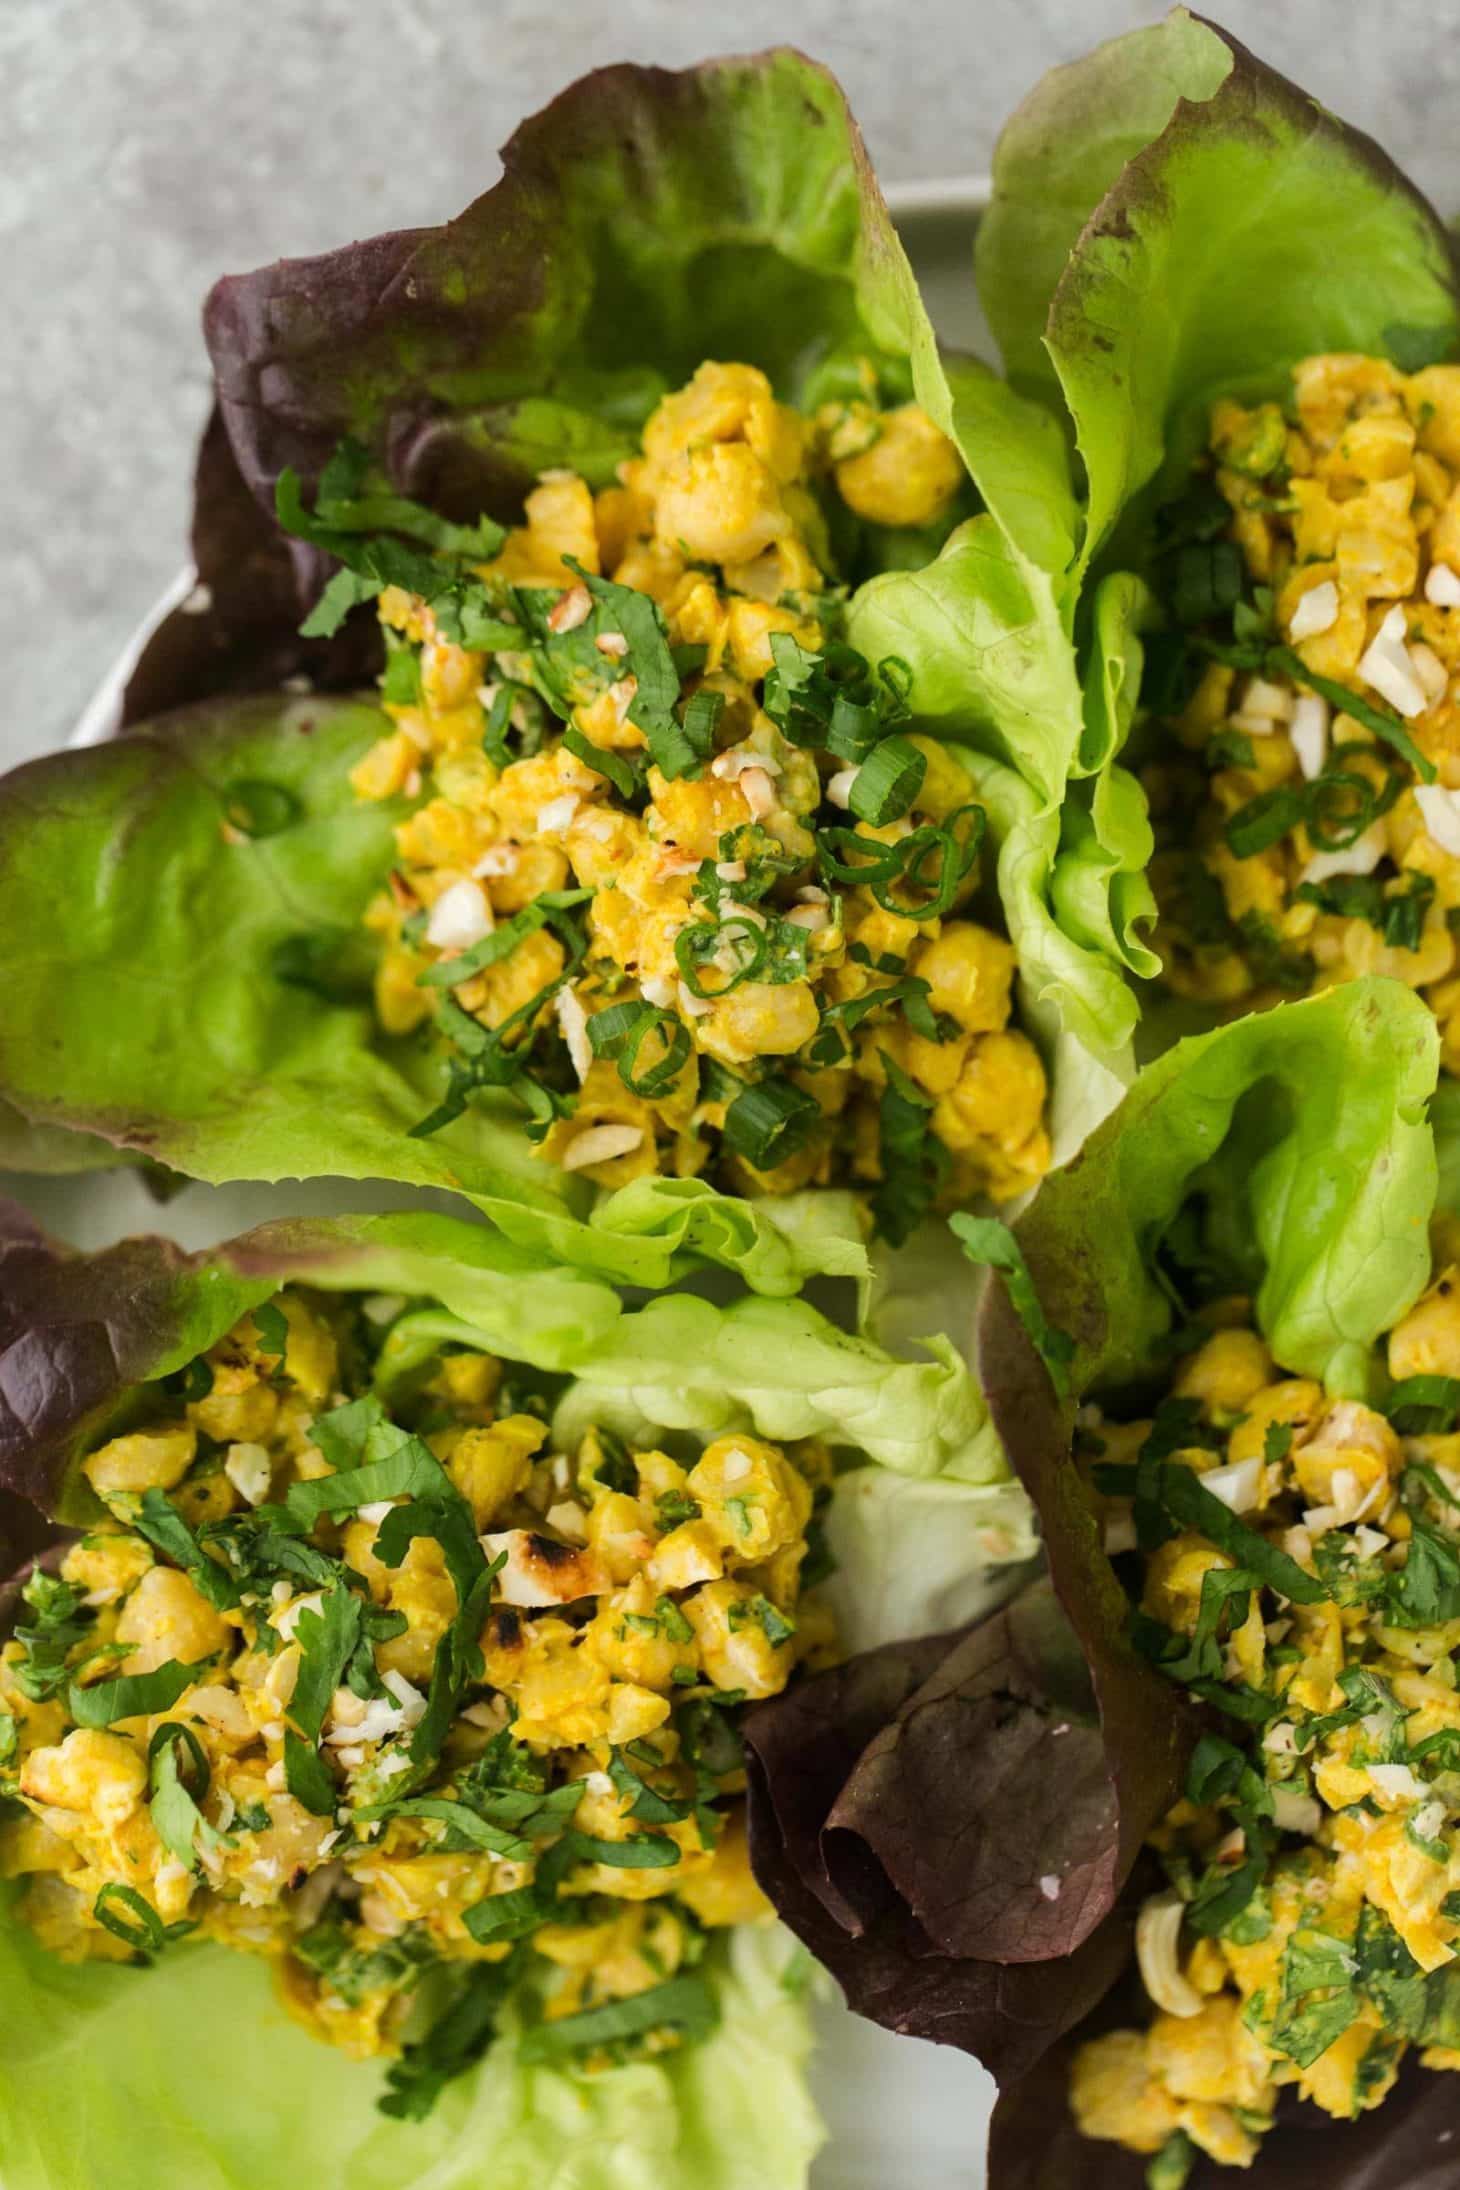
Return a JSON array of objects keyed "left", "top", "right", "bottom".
[
  {"left": 301, "top": 359, "right": 1051, "bottom": 1242},
  {"left": 1069, "top": 1276, "right": 1460, "bottom": 2176},
  {"left": 0, "top": 1283, "right": 835, "bottom": 2116},
  {"left": 1145, "top": 355, "right": 1460, "bottom": 1072}
]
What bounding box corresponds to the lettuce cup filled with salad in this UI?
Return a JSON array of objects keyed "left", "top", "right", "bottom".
[
  {"left": 0, "top": 1196, "right": 1029, "bottom": 2187},
  {"left": 977, "top": 10, "right": 1460, "bottom": 1108},
  {"left": 0, "top": 49, "right": 1156, "bottom": 1296}
]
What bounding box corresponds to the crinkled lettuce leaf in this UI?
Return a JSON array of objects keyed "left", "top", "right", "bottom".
[
  {"left": 0, "top": 702, "right": 863, "bottom": 1296},
  {"left": 0, "top": 1199, "right": 999, "bottom": 1526},
  {"left": 847, "top": 521, "right": 1155, "bottom": 1075},
  {"left": 3, "top": 42, "right": 1148, "bottom": 1248},
  {"left": 1010, "top": 978, "right": 1439, "bottom": 1398},
  {"left": 820, "top": 1469, "right": 1037, "bottom": 1657},
  {"left": 978, "top": 9, "right": 1460, "bottom": 574},
  {"left": 950, "top": 981, "right": 1437, "bottom": 2112},
  {"left": 189, "top": 42, "right": 1152, "bottom": 1101},
  {"left": 131, "top": 51, "right": 977, "bottom": 726},
  {"left": 0, "top": 1893, "right": 821, "bottom": 2190},
  {"left": 552, "top": 1292, "right": 990, "bottom": 1484}
]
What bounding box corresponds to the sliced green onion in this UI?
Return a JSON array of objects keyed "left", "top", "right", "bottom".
[
  {"left": 1305, "top": 771, "right": 1382, "bottom": 852},
  {"left": 1224, "top": 786, "right": 1306, "bottom": 858},
  {"left": 586, "top": 1001, "right": 652, "bottom": 1056},
  {"left": 816, "top": 826, "right": 910, "bottom": 885},
  {"left": 519, "top": 1973, "right": 718, "bottom": 2063},
  {"left": 674, "top": 917, "right": 767, "bottom": 999},
  {"left": 619, "top": 1011, "right": 691, "bottom": 1098},
  {"left": 93, "top": 1883, "right": 168, "bottom": 1954},
  {"left": 588, "top": 1001, "right": 692, "bottom": 1097},
  {"left": 848, "top": 736, "right": 927, "bottom": 827},
  {"left": 1170, "top": 539, "right": 1245, "bottom": 626},
  {"left": 825, "top": 694, "right": 882, "bottom": 764},
  {"left": 722, "top": 1077, "right": 821, "bottom": 1169}
]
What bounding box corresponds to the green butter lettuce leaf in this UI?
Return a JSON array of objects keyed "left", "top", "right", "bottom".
[
  {"left": 821, "top": 1468, "right": 1037, "bottom": 1655},
  {"left": 0, "top": 700, "right": 863, "bottom": 1296},
  {"left": 1011, "top": 978, "right": 1439, "bottom": 1399},
  {"left": 979, "top": 9, "right": 1460, "bottom": 574},
  {"left": 977, "top": 10, "right": 1232, "bottom": 406},
  {"left": 553, "top": 1292, "right": 989, "bottom": 1484},
  {"left": 975, "top": 12, "right": 1459, "bottom": 1001},
  {"left": 0, "top": 1894, "right": 821, "bottom": 2190},
  {"left": 848, "top": 529, "right": 1155, "bottom": 1076},
  {"left": 849, "top": 519, "right": 1077, "bottom": 803},
  {"left": 0, "top": 1198, "right": 1005, "bottom": 1535}
]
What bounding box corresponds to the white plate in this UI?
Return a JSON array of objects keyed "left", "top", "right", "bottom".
[{"left": 33, "top": 177, "right": 1001, "bottom": 2190}]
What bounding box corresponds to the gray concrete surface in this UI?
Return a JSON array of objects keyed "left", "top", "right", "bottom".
[{"left": 7, "top": 0, "right": 1460, "bottom": 765}]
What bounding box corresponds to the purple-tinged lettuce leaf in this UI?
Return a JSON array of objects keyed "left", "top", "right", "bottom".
[
  {"left": 744, "top": 1578, "right": 1138, "bottom": 2082},
  {"left": 204, "top": 51, "right": 941, "bottom": 551},
  {"left": 747, "top": 981, "right": 1440, "bottom": 2090},
  {"left": 0, "top": 1201, "right": 624, "bottom": 1526},
  {"left": 820, "top": 1580, "right": 1114, "bottom": 1962},
  {"left": 976, "top": 1275, "right": 1189, "bottom": 1899}
]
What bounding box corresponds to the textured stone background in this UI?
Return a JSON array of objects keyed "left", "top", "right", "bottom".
[{"left": 8, "top": 0, "right": 1460, "bottom": 764}]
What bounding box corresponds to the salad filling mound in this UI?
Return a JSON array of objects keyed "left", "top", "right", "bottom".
[
  {"left": 332, "top": 359, "right": 1051, "bottom": 1237},
  {"left": 1147, "top": 354, "right": 1460, "bottom": 1070},
  {"left": 1069, "top": 1278, "right": 1460, "bottom": 2177},
  {"left": 0, "top": 1285, "right": 833, "bottom": 2116}
]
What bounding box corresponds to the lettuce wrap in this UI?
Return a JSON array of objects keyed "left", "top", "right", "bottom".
[
  {"left": 745, "top": 978, "right": 1441, "bottom": 2112},
  {"left": 976, "top": 10, "right": 1460, "bottom": 1095},
  {"left": 0, "top": 49, "right": 1152, "bottom": 1264},
  {"left": 978, "top": 9, "right": 1460, "bottom": 578},
  {"left": 0, "top": 1190, "right": 1039, "bottom": 2185}
]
